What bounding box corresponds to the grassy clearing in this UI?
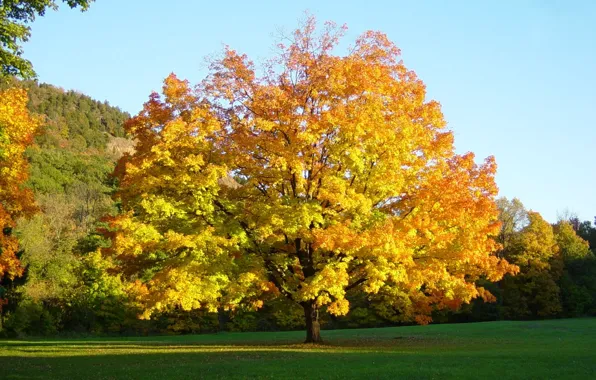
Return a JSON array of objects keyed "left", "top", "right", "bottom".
[{"left": 1, "top": 318, "right": 595, "bottom": 379}]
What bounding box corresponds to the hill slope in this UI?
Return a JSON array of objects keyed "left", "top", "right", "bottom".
[{"left": 0, "top": 79, "right": 132, "bottom": 336}]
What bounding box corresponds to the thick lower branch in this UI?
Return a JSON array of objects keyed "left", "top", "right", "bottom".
[{"left": 346, "top": 277, "right": 367, "bottom": 291}]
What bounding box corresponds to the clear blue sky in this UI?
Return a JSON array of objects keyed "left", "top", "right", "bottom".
[{"left": 23, "top": 0, "right": 596, "bottom": 222}]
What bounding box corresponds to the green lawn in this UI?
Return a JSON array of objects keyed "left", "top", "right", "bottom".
[{"left": 1, "top": 318, "right": 595, "bottom": 379}]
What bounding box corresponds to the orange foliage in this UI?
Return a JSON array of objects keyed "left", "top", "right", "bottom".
[{"left": 0, "top": 88, "right": 40, "bottom": 280}]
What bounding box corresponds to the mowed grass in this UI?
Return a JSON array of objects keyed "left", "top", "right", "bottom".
[{"left": 1, "top": 319, "right": 595, "bottom": 379}]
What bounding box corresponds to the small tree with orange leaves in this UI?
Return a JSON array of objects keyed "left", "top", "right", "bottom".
[
  {"left": 107, "top": 17, "right": 516, "bottom": 343},
  {"left": 0, "top": 88, "right": 39, "bottom": 282}
]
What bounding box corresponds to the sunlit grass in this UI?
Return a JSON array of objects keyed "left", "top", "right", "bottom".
[{"left": 1, "top": 319, "right": 595, "bottom": 379}]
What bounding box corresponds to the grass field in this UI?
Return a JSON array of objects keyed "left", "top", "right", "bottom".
[{"left": 1, "top": 318, "right": 595, "bottom": 379}]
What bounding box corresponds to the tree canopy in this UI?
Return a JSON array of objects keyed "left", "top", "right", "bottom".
[{"left": 106, "top": 18, "right": 517, "bottom": 342}]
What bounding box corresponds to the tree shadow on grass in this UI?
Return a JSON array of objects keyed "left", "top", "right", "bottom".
[{"left": 0, "top": 333, "right": 452, "bottom": 354}]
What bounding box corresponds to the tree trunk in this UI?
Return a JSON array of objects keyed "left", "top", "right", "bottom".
[
  {"left": 217, "top": 307, "right": 229, "bottom": 332},
  {"left": 302, "top": 301, "right": 323, "bottom": 343}
]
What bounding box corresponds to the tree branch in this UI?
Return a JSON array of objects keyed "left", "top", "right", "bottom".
[{"left": 345, "top": 277, "right": 367, "bottom": 291}]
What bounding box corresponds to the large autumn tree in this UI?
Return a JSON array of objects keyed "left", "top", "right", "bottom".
[
  {"left": 0, "top": 88, "right": 39, "bottom": 281},
  {"left": 107, "top": 17, "right": 516, "bottom": 342}
]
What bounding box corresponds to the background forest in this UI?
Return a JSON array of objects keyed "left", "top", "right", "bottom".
[{"left": 0, "top": 78, "right": 595, "bottom": 338}]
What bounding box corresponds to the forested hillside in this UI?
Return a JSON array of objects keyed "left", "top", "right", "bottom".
[{"left": 0, "top": 79, "right": 134, "bottom": 335}]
